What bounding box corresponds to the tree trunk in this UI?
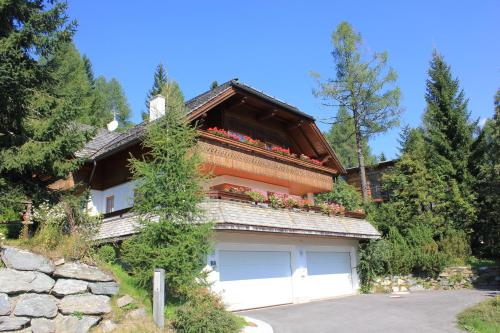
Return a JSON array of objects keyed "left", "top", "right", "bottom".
[{"left": 353, "top": 111, "right": 369, "bottom": 203}]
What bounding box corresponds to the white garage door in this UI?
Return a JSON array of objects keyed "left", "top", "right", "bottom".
[
  {"left": 306, "top": 251, "right": 353, "bottom": 300},
  {"left": 218, "top": 250, "right": 293, "bottom": 310}
]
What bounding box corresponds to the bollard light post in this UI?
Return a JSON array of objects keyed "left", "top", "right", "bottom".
[{"left": 153, "top": 268, "right": 165, "bottom": 330}]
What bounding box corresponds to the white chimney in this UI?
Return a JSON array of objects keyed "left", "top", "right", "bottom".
[{"left": 149, "top": 95, "right": 166, "bottom": 122}]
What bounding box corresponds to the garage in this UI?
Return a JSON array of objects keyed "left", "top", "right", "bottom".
[
  {"left": 306, "top": 251, "right": 353, "bottom": 300},
  {"left": 218, "top": 250, "right": 294, "bottom": 310}
]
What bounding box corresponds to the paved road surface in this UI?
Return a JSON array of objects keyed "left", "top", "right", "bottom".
[{"left": 242, "top": 289, "right": 497, "bottom": 333}]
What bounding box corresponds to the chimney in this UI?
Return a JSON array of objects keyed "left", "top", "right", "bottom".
[{"left": 149, "top": 95, "right": 166, "bottom": 122}]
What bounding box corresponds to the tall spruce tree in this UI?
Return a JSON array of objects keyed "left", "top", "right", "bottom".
[
  {"left": 422, "top": 51, "right": 476, "bottom": 231},
  {"left": 324, "top": 107, "right": 377, "bottom": 168},
  {"left": 469, "top": 89, "right": 500, "bottom": 259},
  {"left": 313, "top": 22, "right": 402, "bottom": 203},
  {"left": 0, "top": 0, "right": 92, "bottom": 212},
  {"left": 121, "top": 95, "right": 211, "bottom": 296},
  {"left": 424, "top": 51, "right": 475, "bottom": 185},
  {"left": 142, "top": 63, "right": 184, "bottom": 121}
]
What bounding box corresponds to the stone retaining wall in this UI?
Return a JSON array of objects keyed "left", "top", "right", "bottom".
[
  {"left": 0, "top": 247, "right": 119, "bottom": 333},
  {"left": 371, "top": 266, "right": 476, "bottom": 293}
]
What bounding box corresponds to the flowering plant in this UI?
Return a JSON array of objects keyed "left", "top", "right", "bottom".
[
  {"left": 32, "top": 202, "right": 66, "bottom": 226},
  {"left": 207, "top": 127, "right": 323, "bottom": 165},
  {"left": 318, "top": 202, "right": 346, "bottom": 216},
  {"left": 271, "top": 146, "right": 292, "bottom": 156},
  {"left": 242, "top": 136, "right": 260, "bottom": 147},
  {"left": 207, "top": 127, "right": 240, "bottom": 141},
  {"left": 268, "top": 193, "right": 306, "bottom": 209},
  {"left": 245, "top": 189, "right": 268, "bottom": 203},
  {"left": 299, "top": 154, "right": 322, "bottom": 165},
  {"left": 218, "top": 184, "right": 249, "bottom": 194}
]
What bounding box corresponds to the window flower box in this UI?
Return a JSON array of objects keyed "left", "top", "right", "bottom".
[{"left": 205, "top": 127, "right": 324, "bottom": 166}]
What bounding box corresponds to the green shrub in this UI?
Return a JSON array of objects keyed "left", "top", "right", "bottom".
[
  {"left": 357, "top": 239, "right": 392, "bottom": 292},
  {"left": 439, "top": 229, "right": 470, "bottom": 265},
  {"left": 121, "top": 221, "right": 212, "bottom": 298},
  {"left": 407, "top": 224, "right": 446, "bottom": 276},
  {"left": 96, "top": 244, "right": 117, "bottom": 264},
  {"left": 387, "top": 227, "right": 413, "bottom": 275},
  {"left": 29, "top": 195, "right": 101, "bottom": 260},
  {"left": 315, "top": 178, "right": 362, "bottom": 211},
  {"left": 173, "top": 288, "right": 241, "bottom": 333}
]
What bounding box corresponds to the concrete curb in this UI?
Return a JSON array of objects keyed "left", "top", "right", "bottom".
[{"left": 241, "top": 316, "right": 273, "bottom": 333}]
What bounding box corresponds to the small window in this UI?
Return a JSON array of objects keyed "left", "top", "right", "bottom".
[{"left": 105, "top": 195, "right": 114, "bottom": 213}]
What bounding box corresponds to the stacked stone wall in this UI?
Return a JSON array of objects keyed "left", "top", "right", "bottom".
[{"left": 0, "top": 247, "right": 119, "bottom": 333}]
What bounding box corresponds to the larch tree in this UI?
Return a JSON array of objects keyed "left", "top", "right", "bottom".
[
  {"left": 0, "top": 0, "right": 92, "bottom": 214},
  {"left": 313, "top": 22, "right": 402, "bottom": 203},
  {"left": 121, "top": 95, "right": 212, "bottom": 297},
  {"left": 80, "top": 55, "right": 132, "bottom": 129},
  {"left": 324, "top": 107, "right": 377, "bottom": 168}
]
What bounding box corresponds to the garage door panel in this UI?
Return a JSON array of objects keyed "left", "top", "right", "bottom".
[
  {"left": 306, "top": 251, "right": 353, "bottom": 299},
  {"left": 217, "top": 250, "right": 293, "bottom": 310},
  {"left": 307, "top": 251, "right": 352, "bottom": 275},
  {"left": 219, "top": 251, "right": 291, "bottom": 281}
]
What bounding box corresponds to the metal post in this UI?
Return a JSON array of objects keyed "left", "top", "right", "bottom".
[{"left": 153, "top": 268, "right": 165, "bottom": 330}]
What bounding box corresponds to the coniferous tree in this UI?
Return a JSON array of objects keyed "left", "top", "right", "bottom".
[
  {"left": 424, "top": 51, "right": 476, "bottom": 186},
  {"left": 145, "top": 63, "right": 168, "bottom": 107},
  {"left": 143, "top": 64, "right": 184, "bottom": 121},
  {"left": 82, "top": 54, "right": 95, "bottom": 87},
  {"left": 469, "top": 89, "right": 500, "bottom": 259},
  {"left": 121, "top": 99, "right": 211, "bottom": 296},
  {"left": 313, "top": 22, "right": 402, "bottom": 203},
  {"left": 0, "top": 1, "right": 92, "bottom": 212},
  {"left": 324, "top": 107, "right": 377, "bottom": 168},
  {"left": 77, "top": 54, "right": 132, "bottom": 129},
  {"left": 379, "top": 152, "right": 387, "bottom": 161},
  {"left": 423, "top": 51, "right": 476, "bottom": 231}
]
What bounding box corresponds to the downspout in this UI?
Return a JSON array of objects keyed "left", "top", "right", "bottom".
[
  {"left": 88, "top": 159, "right": 97, "bottom": 188},
  {"left": 86, "top": 159, "right": 97, "bottom": 213}
]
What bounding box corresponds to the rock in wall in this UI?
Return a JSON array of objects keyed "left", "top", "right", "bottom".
[{"left": 0, "top": 247, "right": 119, "bottom": 333}]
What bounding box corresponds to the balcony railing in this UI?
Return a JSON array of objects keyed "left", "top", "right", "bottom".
[{"left": 207, "top": 189, "right": 365, "bottom": 219}]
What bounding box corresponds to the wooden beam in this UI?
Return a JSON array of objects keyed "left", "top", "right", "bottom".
[
  {"left": 287, "top": 120, "right": 304, "bottom": 130},
  {"left": 320, "top": 155, "right": 331, "bottom": 163},
  {"left": 257, "top": 109, "right": 278, "bottom": 122},
  {"left": 299, "top": 125, "right": 321, "bottom": 158}
]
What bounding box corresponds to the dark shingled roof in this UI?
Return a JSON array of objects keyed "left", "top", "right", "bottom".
[{"left": 78, "top": 79, "right": 316, "bottom": 160}]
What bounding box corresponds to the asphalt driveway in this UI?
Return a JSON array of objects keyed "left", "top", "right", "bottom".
[{"left": 241, "top": 290, "right": 498, "bottom": 333}]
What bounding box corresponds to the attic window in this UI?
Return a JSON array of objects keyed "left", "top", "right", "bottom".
[{"left": 105, "top": 195, "right": 115, "bottom": 214}]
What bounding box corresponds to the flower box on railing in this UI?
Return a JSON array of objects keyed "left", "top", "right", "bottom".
[{"left": 204, "top": 127, "right": 323, "bottom": 166}]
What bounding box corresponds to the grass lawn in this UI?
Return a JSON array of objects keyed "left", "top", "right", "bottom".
[{"left": 457, "top": 296, "right": 500, "bottom": 333}]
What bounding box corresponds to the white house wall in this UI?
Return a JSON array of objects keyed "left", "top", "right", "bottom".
[
  {"left": 207, "top": 231, "right": 360, "bottom": 310},
  {"left": 90, "top": 180, "right": 136, "bottom": 214}
]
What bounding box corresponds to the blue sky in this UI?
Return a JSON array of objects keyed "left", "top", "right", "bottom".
[{"left": 68, "top": 0, "right": 499, "bottom": 159}]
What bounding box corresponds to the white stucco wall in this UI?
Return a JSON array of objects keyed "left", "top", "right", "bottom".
[
  {"left": 89, "top": 180, "right": 136, "bottom": 214},
  {"left": 206, "top": 231, "right": 360, "bottom": 310},
  {"left": 205, "top": 175, "right": 290, "bottom": 194}
]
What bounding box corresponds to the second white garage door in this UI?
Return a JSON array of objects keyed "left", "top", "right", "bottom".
[
  {"left": 218, "top": 250, "right": 293, "bottom": 310},
  {"left": 306, "top": 251, "right": 353, "bottom": 300}
]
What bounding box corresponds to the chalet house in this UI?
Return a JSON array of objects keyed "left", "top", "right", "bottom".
[
  {"left": 345, "top": 160, "right": 397, "bottom": 202},
  {"left": 73, "top": 79, "right": 379, "bottom": 311}
]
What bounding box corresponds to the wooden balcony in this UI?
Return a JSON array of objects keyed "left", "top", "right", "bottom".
[{"left": 197, "top": 132, "right": 336, "bottom": 195}]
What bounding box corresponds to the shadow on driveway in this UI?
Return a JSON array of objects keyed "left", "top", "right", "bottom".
[{"left": 241, "top": 289, "right": 497, "bottom": 333}]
